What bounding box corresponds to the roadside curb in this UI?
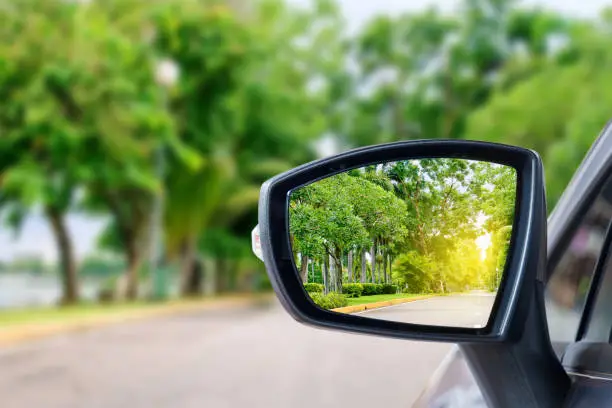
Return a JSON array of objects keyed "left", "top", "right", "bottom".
[
  {"left": 0, "top": 294, "right": 274, "bottom": 347},
  {"left": 332, "top": 295, "right": 434, "bottom": 314}
]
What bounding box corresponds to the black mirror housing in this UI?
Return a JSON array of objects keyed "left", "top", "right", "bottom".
[{"left": 258, "top": 139, "right": 546, "bottom": 343}]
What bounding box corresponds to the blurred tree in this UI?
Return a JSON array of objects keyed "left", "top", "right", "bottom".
[
  {"left": 467, "top": 12, "right": 611, "bottom": 207},
  {"left": 0, "top": 1, "right": 90, "bottom": 303},
  {"left": 155, "top": 0, "right": 332, "bottom": 295},
  {"left": 323, "top": 0, "right": 521, "bottom": 149},
  {"left": 0, "top": 0, "right": 185, "bottom": 301},
  {"left": 1, "top": 0, "right": 609, "bottom": 306}
]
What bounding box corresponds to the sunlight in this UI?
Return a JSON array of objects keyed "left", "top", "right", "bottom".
[{"left": 475, "top": 233, "right": 492, "bottom": 261}]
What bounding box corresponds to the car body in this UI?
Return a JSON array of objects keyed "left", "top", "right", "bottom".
[{"left": 413, "top": 121, "right": 612, "bottom": 407}]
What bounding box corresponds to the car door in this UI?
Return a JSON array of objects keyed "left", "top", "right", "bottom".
[
  {"left": 414, "top": 122, "right": 612, "bottom": 407},
  {"left": 546, "top": 121, "right": 612, "bottom": 357}
]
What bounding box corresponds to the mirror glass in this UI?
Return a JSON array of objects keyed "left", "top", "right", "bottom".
[{"left": 288, "top": 158, "right": 517, "bottom": 328}]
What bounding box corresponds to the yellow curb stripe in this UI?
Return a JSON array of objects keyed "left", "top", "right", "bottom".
[{"left": 331, "top": 295, "right": 434, "bottom": 314}]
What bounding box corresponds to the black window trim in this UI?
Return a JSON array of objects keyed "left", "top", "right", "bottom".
[{"left": 575, "top": 216, "right": 612, "bottom": 341}]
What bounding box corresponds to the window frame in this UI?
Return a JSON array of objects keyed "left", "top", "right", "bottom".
[{"left": 546, "top": 123, "right": 612, "bottom": 354}]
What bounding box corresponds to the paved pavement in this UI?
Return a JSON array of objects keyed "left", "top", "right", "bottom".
[
  {"left": 0, "top": 300, "right": 451, "bottom": 408},
  {"left": 360, "top": 294, "right": 496, "bottom": 327}
]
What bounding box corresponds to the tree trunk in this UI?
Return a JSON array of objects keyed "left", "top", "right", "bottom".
[
  {"left": 202, "top": 256, "right": 217, "bottom": 296},
  {"left": 310, "top": 261, "right": 315, "bottom": 284},
  {"left": 334, "top": 248, "right": 343, "bottom": 293},
  {"left": 125, "top": 236, "right": 142, "bottom": 300},
  {"left": 216, "top": 257, "right": 229, "bottom": 293},
  {"left": 180, "top": 236, "right": 199, "bottom": 296},
  {"left": 382, "top": 251, "right": 388, "bottom": 284},
  {"left": 347, "top": 251, "right": 353, "bottom": 283},
  {"left": 190, "top": 259, "right": 203, "bottom": 293},
  {"left": 46, "top": 206, "right": 79, "bottom": 304},
  {"left": 361, "top": 250, "right": 367, "bottom": 283},
  {"left": 329, "top": 253, "right": 336, "bottom": 292},
  {"left": 300, "top": 254, "right": 309, "bottom": 283},
  {"left": 370, "top": 243, "right": 376, "bottom": 284},
  {"left": 323, "top": 258, "right": 329, "bottom": 294}
]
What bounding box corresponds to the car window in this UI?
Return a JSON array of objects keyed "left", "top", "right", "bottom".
[
  {"left": 583, "top": 247, "right": 612, "bottom": 343},
  {"left": 546, "top": 175, "right": 612, "bottom": 347},
  {"left": 581, "top": 180, "right": 612, "bottom": 342}
]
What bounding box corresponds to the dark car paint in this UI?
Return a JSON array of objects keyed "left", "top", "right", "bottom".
[
  {"left": 412, "top": 347, "right": 486, "bottom": 408},
  {"left": 413, "top": 124, "right": 612, "bottom": 407}
]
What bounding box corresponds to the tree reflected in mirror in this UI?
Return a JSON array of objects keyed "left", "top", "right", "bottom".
[{"left": 289, "top": 158, "right": 517, "bottom": 328}]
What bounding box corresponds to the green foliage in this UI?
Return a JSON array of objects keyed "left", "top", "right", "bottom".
[
  {"left": 309, "top": 292, "right": 349, "bottom": 310},
  {"left": 0, "top": 0, "right": 607, "bottom": 304},
  {"left": 465, "top": 13, "right": 612, "bottom": 208},
  {"left": 356, "top": 283, "right": 397, "bottom": 295},
  {"left": 294, "top": 158, "right": 514, "bottom": 296},
  {"left": 380, "top": 284, "right": 398, "bottom": 294},
  {"left": 304, "top": 283, "right": 324, "bottom": 294},
  {"left": 393, "top": 251, "right": 438, "bottom": 294},
  {"left": 342, "top": 283, "right": 363, "bottom": 298},
  {"left": 361, "top": 283, "right": 383, "bottom": 296}
]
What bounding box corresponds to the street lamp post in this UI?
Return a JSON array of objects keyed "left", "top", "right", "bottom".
[{"left": 150, "top": 58, "right": 180, "bottom": 301}]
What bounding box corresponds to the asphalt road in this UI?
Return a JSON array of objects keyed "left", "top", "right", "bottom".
[
  {"left": 360, "top": 294, "right": 496, "bottom": 327},
  {"left": 0, "top": 298, "right": 476, "bottom": 408}
]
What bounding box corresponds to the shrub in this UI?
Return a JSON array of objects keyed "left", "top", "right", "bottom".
[
  {"left": 310, "top": 292, "right": 349, "bottom": 309},
  {"left": 361, "top": 283, "right": 381, "bottom": 296},
  {"left": 304, "top": 283, "right": 324, "bottom": 294},
  {"left": 381, "top": 284, "right": 398, "bottom": 294},
  {"left": 342, "top": 283, "right": 363, "bottom": 298}
]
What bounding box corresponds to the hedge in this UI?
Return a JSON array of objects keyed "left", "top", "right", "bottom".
[
  {"left": 310, "top": 292, "right": 348, "bottom": 309},
  {"left": 381, "top": 284, "right": 398, "bottom": 294},
  {"left": 305, "top": 283, "right": 398, "bottom": 299},
  {"left": 342, "top": 283, "right": 363, "bottom": 298},
  {"left": 304, "top": 283, "right": 324, "bottom": 294},
  {"left": 361, "top": 283, "right": 382, "bottom": 296}
]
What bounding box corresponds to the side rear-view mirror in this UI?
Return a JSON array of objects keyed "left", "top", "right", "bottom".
[
  {"left": 257, "top": 140, "right": 571, "bottom": 408},
  {"left": 258, "top": 140, "right": 542, "bottom": 342}
]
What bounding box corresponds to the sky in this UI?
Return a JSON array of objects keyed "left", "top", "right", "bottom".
[
  {"left": 1, "top": 0, "right": 609, "bottom": 263},
  {"left": 292, "top": 0, "right": 606, "bottom": 33}
]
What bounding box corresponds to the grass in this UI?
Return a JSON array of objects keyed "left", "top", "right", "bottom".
[
  {"left": 345, "top": 293, "right": 426, "bottom": 306},
  {"left": 0, "top": 294, "right": 271, "bottom": 328},
  {"left": 0, "top": 301, "right": 183, "bottom": 328}
]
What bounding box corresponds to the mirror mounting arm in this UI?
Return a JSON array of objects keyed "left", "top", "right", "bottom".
[{"left": 460, "top": 282, "right": 570, "bottom": 408}]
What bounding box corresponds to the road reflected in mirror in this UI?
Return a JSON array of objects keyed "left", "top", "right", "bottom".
[{"left": 288, "top": 158, "right": 517, "bottom": 328}]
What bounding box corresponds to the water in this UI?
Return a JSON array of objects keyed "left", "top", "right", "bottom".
[
  {"left": 0, "top": 273, "right": 103, "bottom": 309},
  {"left": 0, "top": 272, "right": 185, "bottom": 309}
]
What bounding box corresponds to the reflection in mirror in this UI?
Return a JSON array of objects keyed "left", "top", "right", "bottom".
[{"left": 289, "top": 159, "right": 517, "bottom": 328}]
